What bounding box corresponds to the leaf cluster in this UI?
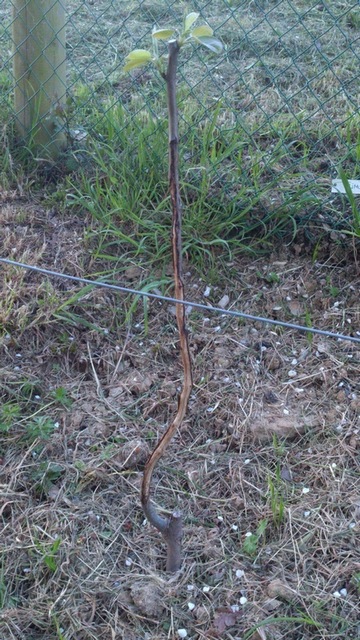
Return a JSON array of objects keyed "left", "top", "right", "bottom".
[{"left": 123, "top": 11, "right": 222, "bottom": 72}]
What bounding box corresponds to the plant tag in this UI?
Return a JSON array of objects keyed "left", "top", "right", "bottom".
[{"left": 332, "top": 179, "right": 360, "bottom": 195}]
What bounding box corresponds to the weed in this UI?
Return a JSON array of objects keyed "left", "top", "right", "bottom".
[
  {"left": 31, "top": 461, "right": 64, "bottom": 494},
  {"left": 25, "top": 416, "right": 58, "bottom": 443},
  {"left": 0, "top": 401, "right": 21, "bottom": 434},
  {"left": 51, "top": 386, "right": 73, "bottom": 408},
  {"left": 242, "top": 519, "right": 268, "bottom": 557},
  {"left": 34, "top": 537, "right": 62, "bottom": 573},
  {"left": 267, "top": 465, "right": 286, "bottom": 527}
]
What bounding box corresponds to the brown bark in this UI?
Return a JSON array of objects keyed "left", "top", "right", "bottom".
[{"left": 141, "top": 40, "right": 193, "bottom": 573}]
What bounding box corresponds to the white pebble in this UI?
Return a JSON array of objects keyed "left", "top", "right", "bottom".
[
  {"left": 244, "top": 458, "right": 251, "bottom": 464},
  {"left": 339, "top": 588, "right": 347, "bottom": 597},
  {"left": 349, "top": 522, "right": 356, "bottom": 529},
  {"left": 232, "top": 524, "right": 238, "bottom": 531},
  {"left": 235, "top": 569, "right": 245, "bottom": 578},
  {"left": 303, "top": 510, "right": 311, "bottom": 518},
  {"left": 239, "top": 596, "right": 248, "bottom": 605},
  {"left": 245, "top": 531, "right": 253, "bottom": 537},
  {"left": 302, "top": 487, "right": 310, "bottom": 494},
  {"left": 187, "top": 602, "right": 195, "bottom": 611},
  {"left": 333, "top": 591, "right": 341, "bottom": 598},
  {"left": 218, "top": 294, "right": 230, "bottom": 309},
  {"left": 203, "top": 286, "right": 211, "bottom": 297},
  {"left": 202, "top": 585, "right": 210, "bottom": 593},
  {"left": 288, "top": 370, "right": 297, "bottom": 377},
  {"left": 125, "top": 558, "right": 132, "bottom": 567},
  {"left": 187, "top": 584, "right": 195, "bottom": 591},
  {"left": 177, "top": 629, "right": 188, "bottom": 639}
]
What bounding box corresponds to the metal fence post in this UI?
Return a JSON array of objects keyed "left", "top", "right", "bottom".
[{"left": 12, "top": 0, "right": 67, "bottom": 159}]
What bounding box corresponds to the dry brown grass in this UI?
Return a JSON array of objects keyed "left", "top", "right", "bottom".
[
  {"left": 0, "top": 2, "right": 359, "bottom": 638},
  {"left": 1, "top": 200, "right": 359, "bottom": 640}
]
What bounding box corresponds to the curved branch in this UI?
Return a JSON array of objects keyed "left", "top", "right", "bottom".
[{"left": 141, "top": 39, "right": 193, "bottom": 573}]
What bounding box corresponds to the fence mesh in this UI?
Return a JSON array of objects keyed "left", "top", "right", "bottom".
[{"left": 0, "top": 0, "right": 359, "bottom": 237}]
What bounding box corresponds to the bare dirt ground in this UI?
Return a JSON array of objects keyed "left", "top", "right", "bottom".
[{"left": 1, "top": 197, "right": 359, "bottom": 639}]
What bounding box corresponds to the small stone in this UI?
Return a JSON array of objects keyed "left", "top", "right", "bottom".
[
  {"left": 218, "top": 294, "right": 230, "bottom": 309},
  {"left": 177, "top": 630, "right": 187, "bottom": 639},
  {"left": 187, "top": 602, "right": 195, "bottom": 611},
  {"left": 203, "top": 286, "right": 211, "bottom": 297},
  {"left": 239, "top": 596, "right": 247, "bottom": 605},
  {"left": 267, "top": 579, "right": 296, "bottom": 600}
]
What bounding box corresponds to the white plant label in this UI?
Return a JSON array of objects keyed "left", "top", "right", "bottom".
[{"left": 332, "top": 179, "right": 360, "bottom": 195}]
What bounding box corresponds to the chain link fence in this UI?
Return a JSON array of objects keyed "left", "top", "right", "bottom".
[{"left": 0, "top": 1, "right": 359, "bottom": 236}]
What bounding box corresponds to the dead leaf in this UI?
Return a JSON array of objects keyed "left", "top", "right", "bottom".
[
  {"left": 124, "top": 265, "right": 143, "bottom": 280},
  {"left": 212, "top": 608, "right": 239, "bottom": 634},
  {"left": 288, "top": 299, "right": 302, "bottom": 316},
  {"left": 117, "top": 370, "right": 155, "bottom": 395},
  {"left": 115, "top": 438, "right": 150, "bottom": 469},
  {"left": 262, "top": 597, "right": 282, "bottom": 612},
  {"left": 280, "top": 466, "right": 293, "bottom": 483}
]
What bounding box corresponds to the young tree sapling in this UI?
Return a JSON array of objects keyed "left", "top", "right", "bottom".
[{"left": 124, "top": 12, "right": 222, "bottom": 572}]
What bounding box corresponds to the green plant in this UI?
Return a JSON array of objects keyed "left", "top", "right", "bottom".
[
  {"left": 25, "top": 416, "right": 57, "bottom": 442},
  {"left": 242, "top": 518, "right": 268, "bottom": 557},
  {"left": 51, "top": 386, "right": 73, "bottom": 408},
  {"left": 31, "top": 461, "right": 64, "bottom": 495},
  {"left": 0, "top": 401, "right": 21, "bottom": 433},
  {"left": 34, "top": 537, "right": 62, "bottom": 573},
  {"left": 268, "top": 465, "right": 286, "bottom": 527},
  {"left": 124, "top": 12, "right": 222, "bottom": 572}
]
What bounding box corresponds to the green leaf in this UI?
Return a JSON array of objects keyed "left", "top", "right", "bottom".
[
  {"left": 191, "top": 25, "right": 213, "bottom": 38},
  {"left": 184, "top": 12, "right": 199, "bottom": 32},
  {"left": 123, "top": 49, "right": 152, "bottom": 72},
  {"left": 152, "top": 28, "right": 176, "bottom": 40},
  {"left": 194, "top": 36, "right": 223, "bottom": 53}
]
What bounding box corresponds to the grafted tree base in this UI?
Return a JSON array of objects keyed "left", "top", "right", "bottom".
[{"left": 143, "top": 500, "right": 183, "bottom": 572}]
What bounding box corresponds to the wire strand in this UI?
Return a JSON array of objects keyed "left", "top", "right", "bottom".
[{"left": 1, "top": 256, "right": 359, "bottom": 344}]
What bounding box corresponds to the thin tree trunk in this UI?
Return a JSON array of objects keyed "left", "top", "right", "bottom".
[{"left": 141, "top": 40, "right": 193, "bottom": 573}]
